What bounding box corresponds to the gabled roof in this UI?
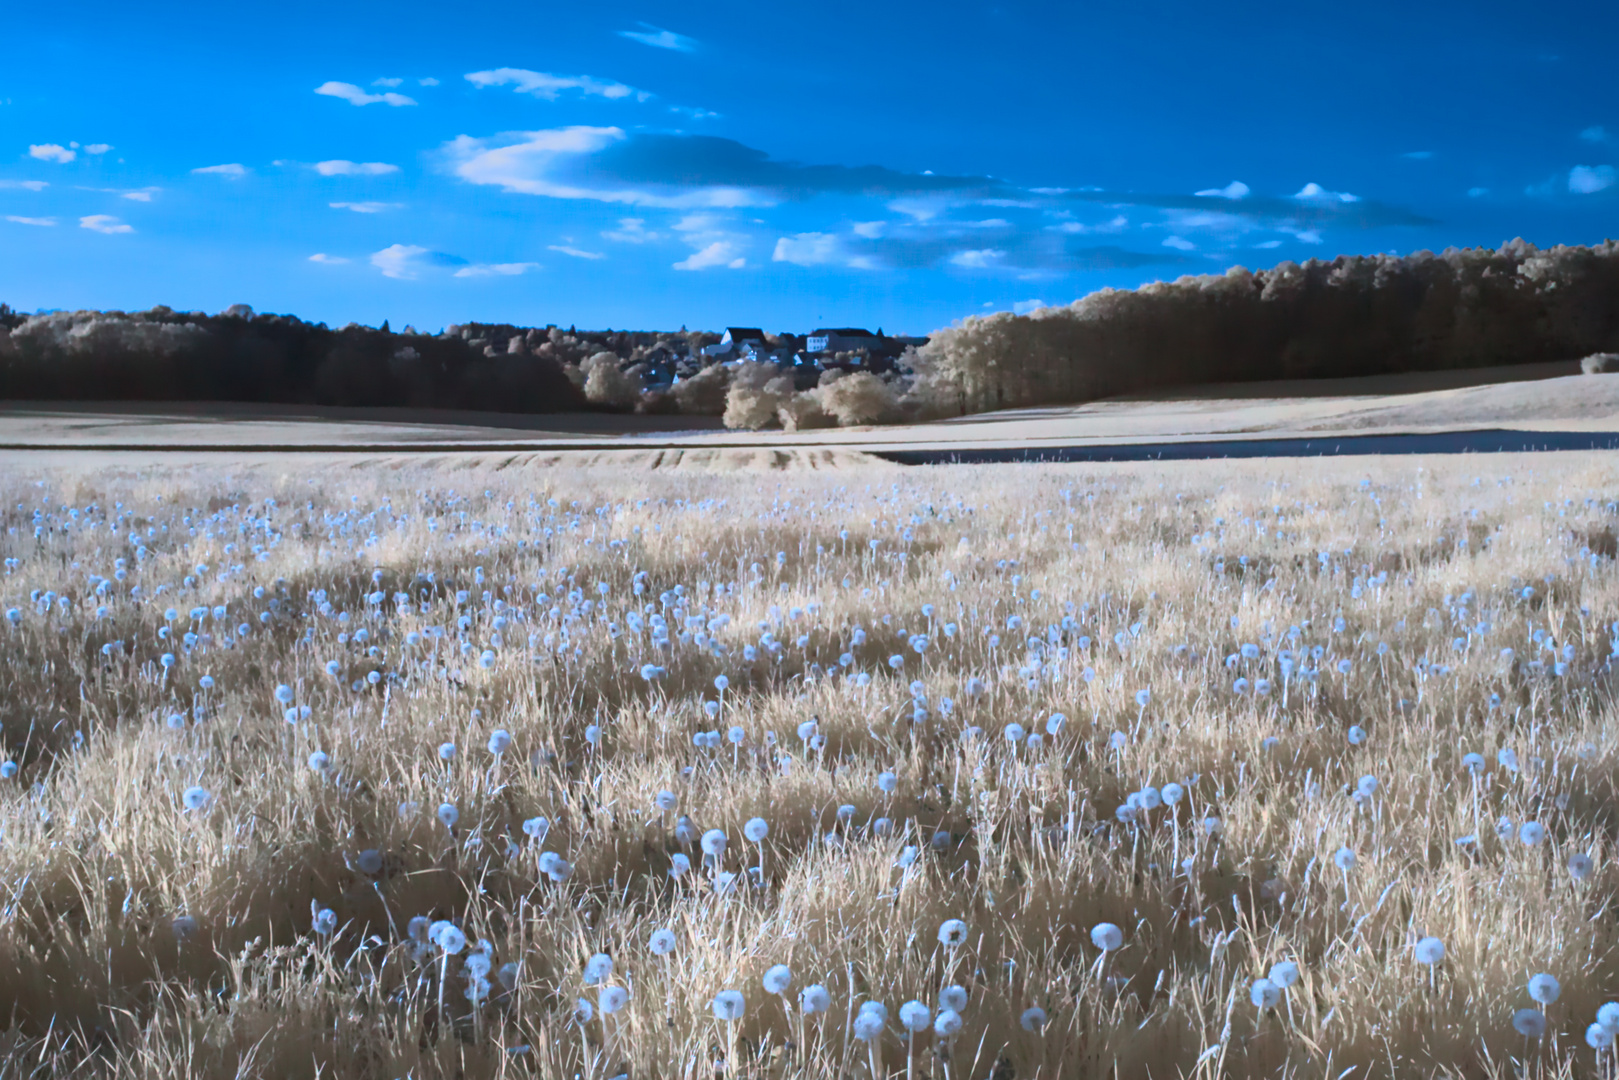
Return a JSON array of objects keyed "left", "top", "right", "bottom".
[
  {"left": 724, "top": 327, "right": 767, "bottom": 342},
  {"left": 809, "top": 327, "right": 876, "bottom": 337}
]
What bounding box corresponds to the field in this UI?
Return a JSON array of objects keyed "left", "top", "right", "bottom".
[{"left": 3, "top": 450, "right": 1619, "bottom": 1079}]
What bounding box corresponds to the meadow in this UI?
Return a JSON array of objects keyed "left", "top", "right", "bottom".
[{"left": 2, "top": 451, "right": 1619, "bottom": 1079}]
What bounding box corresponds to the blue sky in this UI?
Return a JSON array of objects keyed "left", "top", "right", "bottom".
[{"left": 2, "top": 0, "right": 1615, "bottom": 335}]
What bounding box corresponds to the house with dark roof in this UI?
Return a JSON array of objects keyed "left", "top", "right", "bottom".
[
  {"left": 701, "top": 326, "right": 770, "bottom": 359},
  {"left": 805, "top": 328, "right": 878, "bottom": 353}
]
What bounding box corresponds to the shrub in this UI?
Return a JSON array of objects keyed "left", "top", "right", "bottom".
[
  {"left": 815, "top": 371, "right": 900, "bottom": 427},
  {"left": 1581, "top": 353, "right": 1618, "bottom": 374}
]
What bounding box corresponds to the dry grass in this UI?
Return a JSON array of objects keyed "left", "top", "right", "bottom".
[{"left": 2, "top": 453, "right": 1618, "bottom": 1079}]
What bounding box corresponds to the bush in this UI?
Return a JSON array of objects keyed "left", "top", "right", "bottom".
[
  {"left": 582, "top": 352, "right": 642, "bottom": 408},
  {"left": 777, "top": 392, "right": 836, "bottom": 431},
  {"left": 722, "top": 363, "right": 790, "bottom": 430},
  {"left": 1581, "top": 353, "right": 1618, "bottom": 374},
  {"left": 815, "top": 371, "right": 900, "bottom": 427},
  {"left": 672, "top": 364, "right": 730, "bottom": 416}
]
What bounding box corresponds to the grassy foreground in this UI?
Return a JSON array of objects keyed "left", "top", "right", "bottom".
[{"left": 1, "top": 454, "right": 1617, "bottom": 1079}]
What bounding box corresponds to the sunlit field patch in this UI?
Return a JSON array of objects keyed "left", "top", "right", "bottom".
[{"left": 3, "top": 454, "right": 1619, "bottom": 1079}]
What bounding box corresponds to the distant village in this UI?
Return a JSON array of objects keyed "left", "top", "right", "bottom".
[{"left": 626, "top": 326, "right": 929, "bottom": 392}]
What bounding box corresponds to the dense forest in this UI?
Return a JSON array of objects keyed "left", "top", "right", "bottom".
[
  {"left": 3, "top": 238, "right": 1617, "bottom": 423},
  {"left": 906, "top": 239, "right": 1619, "bottom": 417}
]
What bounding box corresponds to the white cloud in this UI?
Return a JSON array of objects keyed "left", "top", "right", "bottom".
[
  {"left": 454, "top": 262, "right": 540, "bottom": 277},
  {"left": 80, "top": 214, "right": 133, "bottom": 234},
  {"left": 601, "top": 217, "right": 663, "bottom": 243},
  {"left": 547, "top": 244, "right": 605, "bottom": 260},
  {"left": 418, "top": 77, "right": 440, "bottom": 87},
  {"left": 1194, "top": 181, "right": 1249, "bottom": 199},
  {"left": 5, "top": 215, "right": 55, "bottom": 226},
  {"left": 1162, "top": 236, "right": 1196, "bottom": 251},
  {"left": 330, "top": 201, "right": 402, "bottom": 213},
  {"left": 851, "top": 220, "right": 886, "bottom": 239},
  {"left": 315, "top": 81, "right": 417, "bottom": 107},
  {"left": 618, "top": 24, "right": 697, "bottom": 51},
  {"left": 192, "top": 163, "right": 247, "bottom": 178},
  {"left": 1052, "top": 215, "right": 1128, "bottom": 235},
  {"left": 1290, "top": 229, "right": 1323, "bottom": 244},
  {"left": 772, "top": 232, "right": 842, "bottom": 266},
  {"left": 949, "top": 249, "right": 1004, "bottom": 268},
  {"left": 1569, "top": 164, "right": 1616, "bottom": 195},
  {"left": 0, "top": 180, "right": 48, "bottom": 191},
  {"left": 465, "top": 68, "right": 646, "bottom": 102},
  {"left": 372, "top": 77, "right": 404, "bottom": 88},
  {"left": 1012, "top": 299, "right": 1046, "bottom": 315},
  {"left": 371, "top": 244, "right": 429, "bottom": 278},
  {"left": 85, "top": 143, "right": 111, "bottom": 155},
  {"left": 315, "top": 160, "right": 399, "bottom": 176},
  {"left": 1253, "top": 239, "right": 1283, "bottom": 249},
  {"left": 445, "top": 127, "right": 768, "bottom": 209},
  {"left": 1292, "top": 182, "right": 1359, "bottom": 203},
  {"left": 309, "top": 253, "right": 350, "bottom": 264},
  {"left": 674, "top": 241, "right": 745, "bottom": 270},
  {"left": 29, "top": 144, "right": 75, "bottom": 163},
  {"left": 78, "top": 185, "right": 159, "bottom": 201},
  {"left": 1580, "top": 125, "right": 1609, "bottom": 142}
]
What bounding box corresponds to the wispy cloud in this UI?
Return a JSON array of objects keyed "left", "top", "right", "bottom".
[
  {"left": 28, "top": 144, "right": 75, "bottom": 164},
  {"left": 0, "top": 180, "right": 48, "bottom": 191},
  {"left": 601, "top": 217, "right": 663, "bottom": 243},
  {"left": 465, "top": 68, "right": 647, "bottom": 102},
  {"left": 315, "top": 160, "right": 399, "bottom": 176},
  {"left": 418, "top": 77, "right": 440, "bottom": 87},
  {"left": 674, "top": 241, "right": 745, "bottom": 270},
  {"left": 5, "top": 215, "right": 55, "bottom": 226},
  {"left": 308, "top": 253, "right": 349, "bottom": 264},
  {"left": 1292, "top": 182, "right": 1359, "bottom": 203},
  {"left": 949, "top": 249, "right": 1005, "bottom": 269},
  {"left": 1570, "top": 164, "right": 1616, "bottom": 195},
  {"left": 1161, "top": 236, "right": 1196, "bottom": 251},
  {"left": 85, "top": 143, "right": 111, "bottom": 155},
  {"left": 547, "top": 244, "right": 605, "bottom": 260},
  {"left": 192, "top": 163, "right": 247, "bottom": 178},
  {"left": 330, "top": 201, "right": 402, "bottom": 213},
  {"left": 773, "top": 232, "right": 843, "bottom": 267},
  {"left": 1580, "top": 125, "right": 1610, "bottom": 143},
  {"left": 80, "top": 185, "right": 159, "bottom": 201},
  {"left": 454, "top": 262, "right": 540, "bottom": 277},
  {"left": 370, "top": 244, "right": 466, "bottom": 279},
  {"left": 80, "top": 214, "right": 133, "bottom": 234},
  {"left": 372, "top": 77, "right": 403, "bottom": 88},
  {"left": 315, "top": 81, "right": 417, "bottom": 107},
  {"left": 1012, "top": 299, "right": 1047, "bottom": 314},
  {"left": 618, "top": 23, "right": 697, "bottom": 52}
]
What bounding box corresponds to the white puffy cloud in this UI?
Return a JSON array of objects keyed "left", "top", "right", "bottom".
[
  {"left": 1195, "top": 181, "right": 1249, "bottom": 199},
  {"left": 949, "top": 249, "right": 1004, "bottom": 268},
  {"left": 674, "top": 241, "right": 745, "bottom": 270},
  {"left": 85, "top": 143, "right": 111, "bottom": 155},
  {"left": 851, "top": 220, "right": 885, "bottom": 238},
  {"left": 772, "top": 232, "right": 841, "bottom": 266},
  {"left": 372, "top": 77, "right": 404, "bottom": 88},
  {"left": 330, "top": 201, "right": 402, "bottom": 213},
  {"left": 547, "top": 245, "right": 605, "bottom": 260},
  {"left": 1292, "top": 182, "right": 1359, "bottom": 203},
  {"left": 454, "top": 262, "right": 540, "bottom": 277},
  {"left": 315, "top": 160, "right": 399, "bottom": 176},
  {"left": 5, "top": 215, "right": 55, "bottom": 226},
  {"left": 618, "top": 24, "right": 697, "bottom": 51},
  {"left": 80, "top": 215, "right": 133, "bottom": 234},
  {"left": 309, "top": 253, "right": 350, "bottom": 264},
  {"left": 1161, "top": 236, "right": 1196, "bottom": 251},
  {"left": 1580, "top": 125, "right": 1609, "bottom": 142},
  {"left": 465, "top": 68, "right": 646, "bottom": 102},
  {"left": 29, "top": 144, "right": 75, "bottom": 163},
  {"left": 1051, "top": 214, "right": 1128, "bottom": 235},
  {"left": 315, "top": 81, "right": 417, "bottom": 107},
  {"left": 418, "top": 77, "right": 440, "bottom": 87},
  {"left": 192, "top": 163, "right": 246, "bottom": 177},
  {"left": 1569, "top": 165, "right": 1616, "bottom": 195},
  {"left": 371, "top": 244, "right": 427, "bottom": 278}
]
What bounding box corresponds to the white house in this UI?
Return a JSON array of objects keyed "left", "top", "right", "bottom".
[{"left": 805, "top": 327, "right": 879, "bottom": 354}]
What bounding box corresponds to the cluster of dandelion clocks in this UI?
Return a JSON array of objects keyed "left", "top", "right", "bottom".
[{"left": 6, "top": 461, "right": 1619, "bottom": 1077}]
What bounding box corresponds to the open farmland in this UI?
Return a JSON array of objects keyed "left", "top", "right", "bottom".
[{"left": 3, "top": 453, "right": 1619, "bottom": 1079}]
